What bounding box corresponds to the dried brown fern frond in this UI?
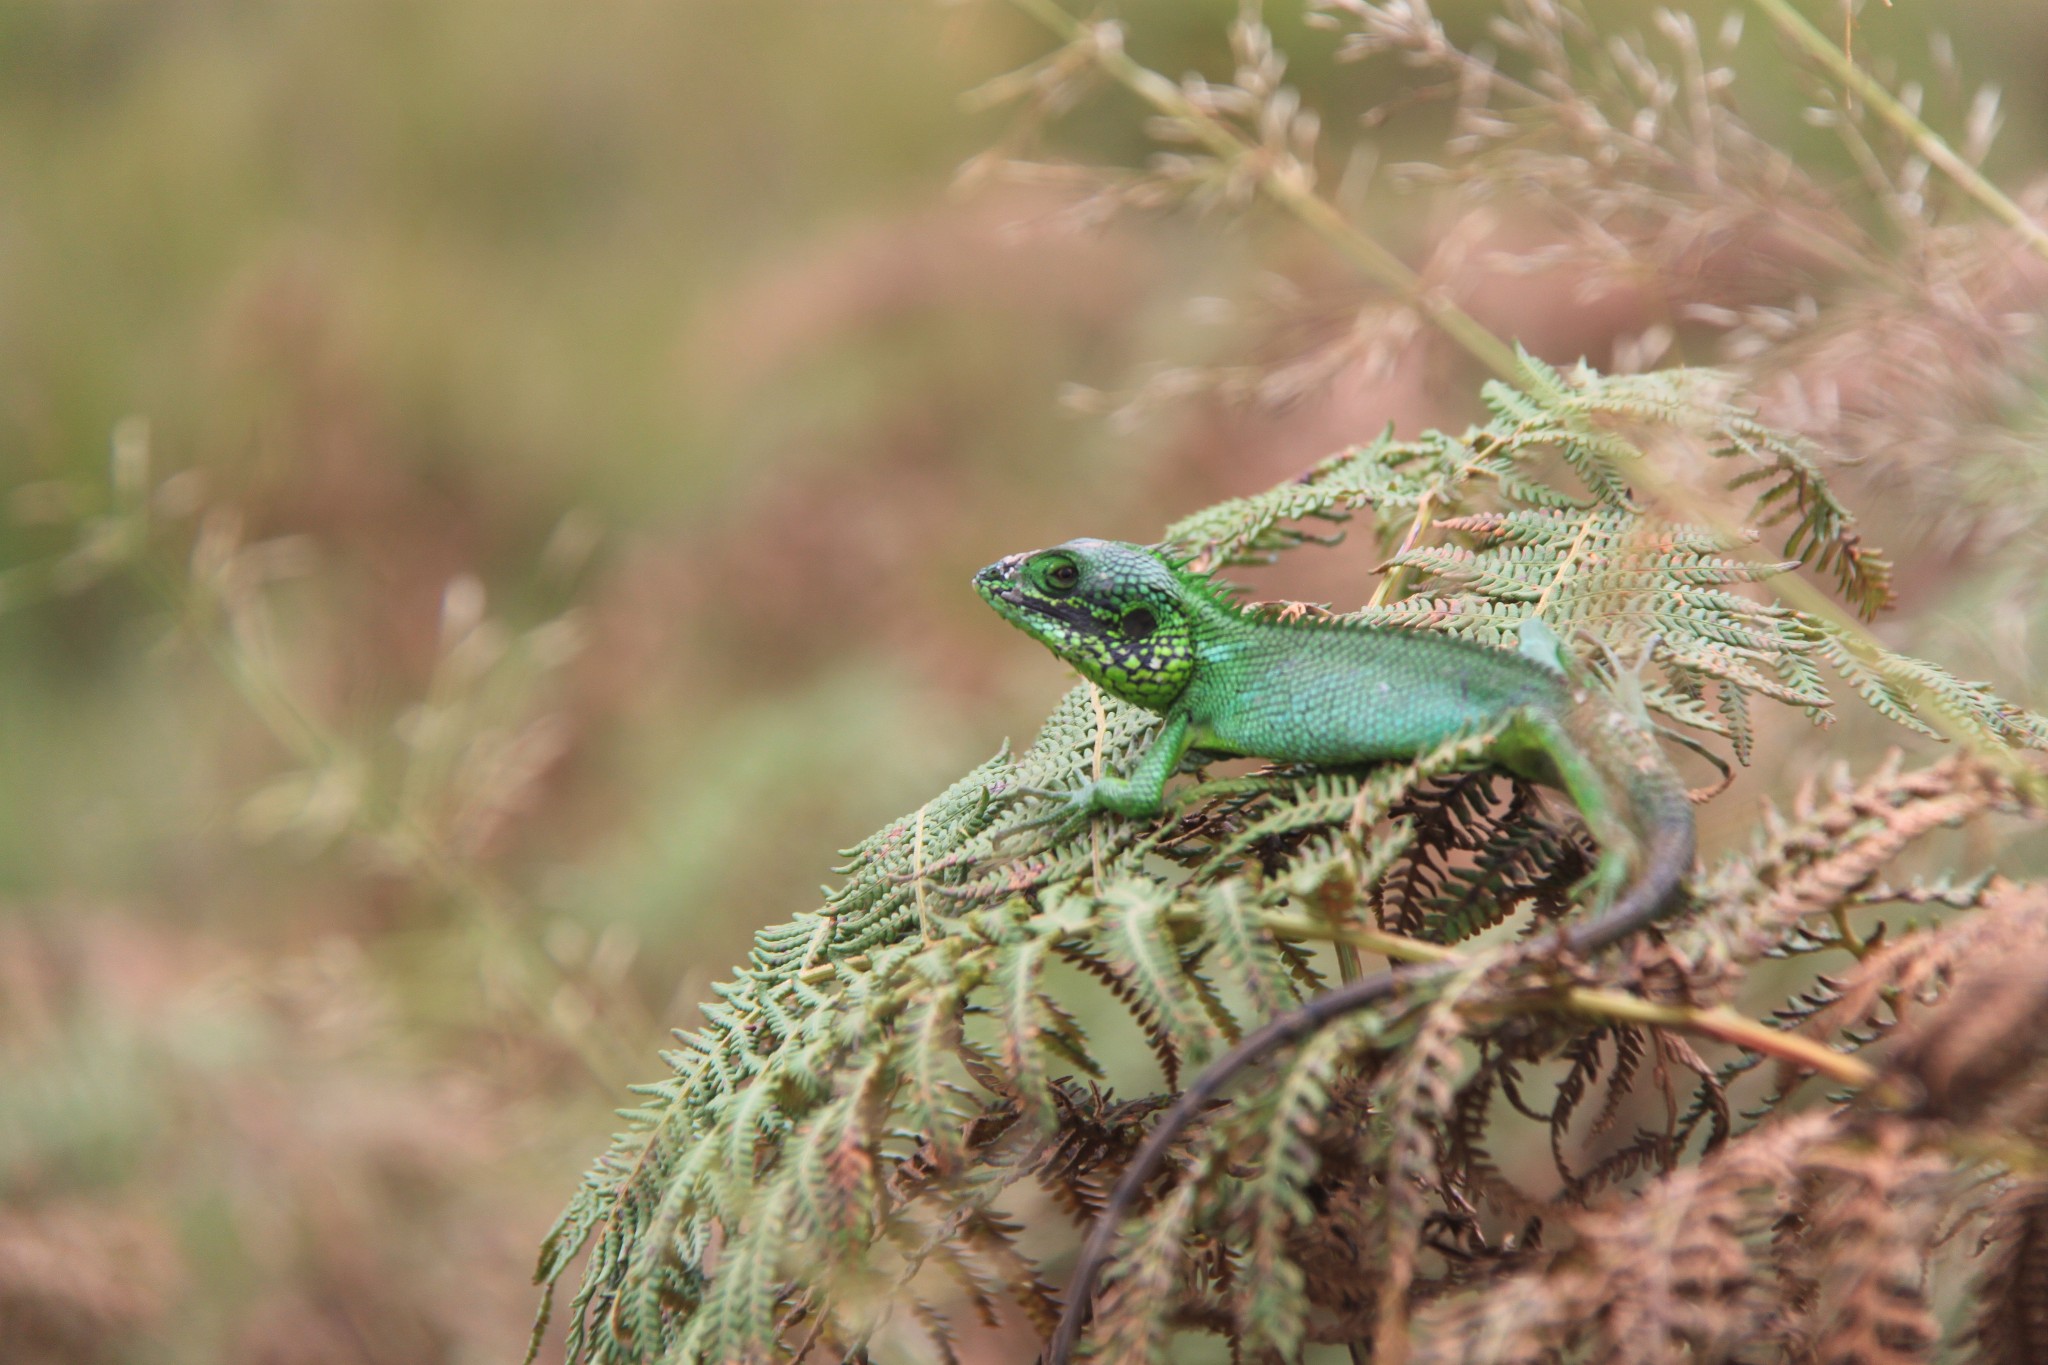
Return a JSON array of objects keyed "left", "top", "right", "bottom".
[
  {"left": 1413, "top": 1107, "right": 2014, "bottom": 1365},
  {"left": 1412, "top": 1111, "right": 1835, "bottom": 1365},
  {"left": 1796, "top": 1119, "right": 1949, "bottom": 1365},
  {"left": 1968, "top": 1183, "right": 2048, "bottom": 1365},
  {"left": 536, "top": 389, "right": 2047, "bottom": 1363},
  {"left": 534, "top": 6, "right": 2048, "bottom": 1359},
  {"left": 1681, "top": 752, "right": 2034, "bottom": 984},
  {"left": 1797, "top": 886, "right": 2048, "bottom": 1118}
]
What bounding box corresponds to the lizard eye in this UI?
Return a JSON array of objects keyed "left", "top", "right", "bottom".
[
  {"left": 1120, "top": 607, "right": 1156, "bottom": 639},
  {"left": 1042, "top": 559, "right": 1080, "bottom": 595}
]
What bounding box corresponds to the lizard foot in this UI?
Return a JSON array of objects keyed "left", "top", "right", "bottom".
[{"left": 997, "top": 782, "right": 1104, "bottom": 846}]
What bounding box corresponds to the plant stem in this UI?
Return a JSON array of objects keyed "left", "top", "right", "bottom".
[
  {"left": 1258, "top": 912, "right": 1455, "bottom": 967},
  {"left": 1553, "top": 989, "right": 1878, "bottom": 1090},
  {"left": 1257, "top": 912, "right": 1879, "bottom": 1089},
  {"left": 1748, "top": 0, "right": 2048, "bottom": 267}
]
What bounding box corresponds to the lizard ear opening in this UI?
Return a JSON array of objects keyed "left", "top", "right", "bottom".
[{"left": 1121, "top": 607, "right": 1157, "bottom": 639}]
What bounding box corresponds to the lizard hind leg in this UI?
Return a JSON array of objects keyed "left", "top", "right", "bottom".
[{"left": 1495, "top": 708, "right": 1644, "bottom": 914}]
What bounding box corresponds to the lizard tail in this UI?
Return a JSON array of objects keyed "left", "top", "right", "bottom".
[
  {"left": 1040, "top": 746, "right": 1695, "bottom": 1364},
  {"left": 1579, "top": 740, "right": 1696, "bottom": 953}
]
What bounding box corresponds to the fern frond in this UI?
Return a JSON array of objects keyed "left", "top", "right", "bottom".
[
  {"left": 1967, "top": 1184, "right": 2048, "bottom": 1365},
  {"left": 1161, "top": 428, "right": 1440, "bottom": 569},
  {"left": 1229, "top": 1013, "right": 1383, "bottom": 1359},
  {"left": 1812, "top": 619, "right": 2048, "bottom": 750},
  {"left": 1092, "top": 880, "right": 1230, "bottom": 1075},
  {"left": 1090, "top": 1178, "right": 1204, "bottom": 1364},
  {"left": 1799, "top": 1122, "right": 1947, "bottom": 1365},
  {"left": 539, "top": 361, "right": 2048, "bottom": 1365},
  {"left": 1370, "top": 984, "right": 1476, "bottom": 1360}
]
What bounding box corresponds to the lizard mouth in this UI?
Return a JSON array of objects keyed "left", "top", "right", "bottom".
[{"left": 1000, "top": 588, "right": 1108, "bottom": 637}]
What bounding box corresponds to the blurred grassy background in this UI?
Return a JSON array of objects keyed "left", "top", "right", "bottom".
[{"left": 1, "top": 2, "right": 2045, "bottom": 1362}]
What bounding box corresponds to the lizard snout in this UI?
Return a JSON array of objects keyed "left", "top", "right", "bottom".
[{"left": 974, "top": 553, "right": 1028, "bottom": 589}]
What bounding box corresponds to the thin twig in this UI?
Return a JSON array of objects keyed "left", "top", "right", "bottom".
[
  {"left": 151, "top": 563, "right": 644, "bottom": 1091},
  {"left": 1000, "top": 0, "right": 1522, "bottom": 380}
]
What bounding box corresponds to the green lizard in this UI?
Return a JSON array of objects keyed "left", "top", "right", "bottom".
[{"left": 974, "top": 537, "right": 1695, "bottom": 1363}]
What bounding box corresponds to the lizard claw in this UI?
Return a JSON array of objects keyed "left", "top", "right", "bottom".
[{"left": 997, "top": 782, "right": 1101, "bottom": 845}]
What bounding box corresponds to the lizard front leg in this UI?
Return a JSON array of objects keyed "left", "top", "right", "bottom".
[{"left": 1015, "top": 709, "right": 1193, "bottom": 834}]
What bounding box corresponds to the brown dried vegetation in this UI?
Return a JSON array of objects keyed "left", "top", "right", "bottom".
[
  {"left": 7, "top": 2, "right": 2048, "bottom": 1364},
  {"left": 533, "top": 3, "right": 2048, "bottom": 1362}
]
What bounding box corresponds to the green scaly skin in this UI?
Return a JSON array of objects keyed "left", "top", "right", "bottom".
[{"left": 975, "top": 538, "right": 1696, "bottom": 1364}]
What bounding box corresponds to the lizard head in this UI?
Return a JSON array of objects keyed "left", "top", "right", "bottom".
[{"left": 974, "top": 538, "right": 1196, "bottom": 712}]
